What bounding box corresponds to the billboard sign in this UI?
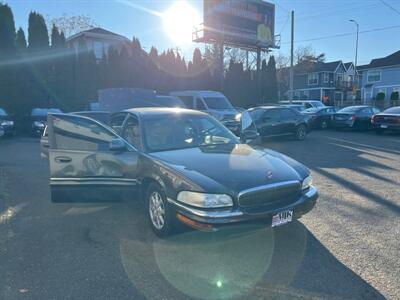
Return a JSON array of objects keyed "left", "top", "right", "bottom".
[{"left": 203, "top": 0, "right": 275, "bottom": 49}]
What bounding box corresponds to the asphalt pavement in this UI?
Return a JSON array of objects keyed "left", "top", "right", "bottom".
[{"left": 0, "top": 130, "right": 399, "bottom": 299}]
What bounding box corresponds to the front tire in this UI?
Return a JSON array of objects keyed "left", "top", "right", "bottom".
[
  {"left": 146, "top": 183, "right": 176, "bottom": 238},
  {"left": 295, "top": 124, "right": 307, "bottom": 140}
]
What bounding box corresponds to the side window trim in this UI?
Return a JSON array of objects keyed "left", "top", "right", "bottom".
[{"left": 120, "top": 113, "right": 142, "bottom": 151}]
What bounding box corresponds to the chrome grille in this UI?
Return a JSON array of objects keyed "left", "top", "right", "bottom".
[{"left": 238, "top": 181, "right": 301, "bottom": 209}]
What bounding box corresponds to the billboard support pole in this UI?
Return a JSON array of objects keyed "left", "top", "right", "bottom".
[
  {"left": 289, "top": 10, "right": 294, "bottom": 103},
  {"left": 219, "top": 41, "right": 224, "bottom": 91},
  {"left": 257, "top": 48, "right": 261, "bottom": 104}
]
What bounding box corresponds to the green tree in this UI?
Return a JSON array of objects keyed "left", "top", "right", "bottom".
[
  {"left": 0, "top": 3, "right": 16, "bottom": 56},
  {"left": 265, "top": 56, "right": 278, "bottom": 102},
  {"left": 16, "top": 28, "right": 27, "bottom": 52},
  {"left": 28, "top": 12, "right": 49, "bottom": 50}
]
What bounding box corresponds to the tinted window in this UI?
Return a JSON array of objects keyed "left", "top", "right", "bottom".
[
  {"left": 177, "top": 96, "right": 194, "bottom": 109},
  {"left": 196, "top": 98, "right": 206, "bottom": 110},
  {"left": 203, "top": 97, "right": 233, "bottom": 109},
  {"left": 264, "top": 109, "right": 281, "bottom": 120},
  {"left": 326, "top": 108, "right": 336, "bottom": 114},
  {"left": 248, "top": 109, "right": 264, "bottom": 120},
  {"left": 338, "top": 106, "right": 361, "bottom": 113},
  {"left": 383, "top": 107, "right": 400, "bottom": 114},
  {"left": 311, "top": 101, "right": 325, "bottom": 108},
  {"left": 52, "top": 115, "right": 116, "bottom": 151},
  {"left": 280, "top": 109, "right": 297, "bottom": 119},
  {"left": 110, "top": 113, "right": 127, "bottom": 134},
  {"left": 121, "top": 116, "right": 142, "bottom": 149},
  {"left": 0, "top": 108, "right": 7, "bottom": 116},
  {"left": 360, "top": 108, "right": 372, "bottom": 115}
]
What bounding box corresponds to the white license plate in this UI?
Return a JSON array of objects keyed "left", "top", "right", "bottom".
[
  {"left": 380, "top": 125, "right": 388, "bottom": 128},
  {"left": 271, "top": 210, "right": 293, "bottom": 227}
]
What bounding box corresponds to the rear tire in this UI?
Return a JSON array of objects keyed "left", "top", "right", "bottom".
[
  {"left": 146, "top": 183, "right": 176, "bottom": 238},
  {"left": 295, "top": 124, "right": 307, "bottom": 141}
]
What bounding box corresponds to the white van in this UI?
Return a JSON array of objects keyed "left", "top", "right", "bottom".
[{"left": 170, "top": 91, "right": 240, "bottom": 134}]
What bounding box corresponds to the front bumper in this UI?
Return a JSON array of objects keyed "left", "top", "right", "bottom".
[{"left": 168, "top": 186, "right": 318, "bottom": 227}]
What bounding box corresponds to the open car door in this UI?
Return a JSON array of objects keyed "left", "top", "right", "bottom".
[
  {"left": 240, "top": 110, "right": 260, "bottom": 144},
  {"left": 47, "top": 113, "right": 140, "bottom": 202}
]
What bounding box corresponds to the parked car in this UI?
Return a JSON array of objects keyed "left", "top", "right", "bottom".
[
  {"left": 371, "top": 106, "right": 400, "bottom": 134},
  {"left": 0, "top": 108, "right": 16, "bottom": 137},
  {"left": 279, "top": 100, "right": 326, "bottom": 109},
  {"left": 247, "top": 106, "right": 310, "bottom": 140},
  {"left": 332, "top": 106, "right": 380, "bottom": 130},
  {"left": 280, "top": 104, "right": 307, "bottom": 112},
  {"left": 45, "top": 108, "right": 317, "bottom": 237},
  {"left": 27, "top": 108, "right": 62, "bottom": 136},
  {"left": 301, "top": 106, "right": 337, "bottom": 129},
  {"left": 170, "top": 91, "right": 240, "bottom": 135}
]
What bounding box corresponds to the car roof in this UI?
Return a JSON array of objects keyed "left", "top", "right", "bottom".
[
  {"left": 124, "top": 107, "right": 207, "bottom": 117},
  {"left": 72, "top": 111, "right": 109, "bottom": 114}
]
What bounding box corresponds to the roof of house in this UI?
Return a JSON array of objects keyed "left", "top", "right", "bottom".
[
  {"left": 67, "top": 27, "right": 130, "bottom": 42},
  {"left": 292, "top": 60, "right": 342, "bottom": 74},
  {"left": 344, "top": 62, "right": 353, "bottom": 70},
  {"left": 359, "top": 50, "right": 400, "bottom": 70}
]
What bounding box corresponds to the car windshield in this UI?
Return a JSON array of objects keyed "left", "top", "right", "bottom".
[
  {"left": 383, "top": 107, "right": 400, "bottom": 114},
  {"left": 143, "top": 113, "right": 238, "bottom": 152},
  {"left": 31, "top": 108, "right": 62, "bottom": 116},
  {"left": 0, "top": 108, "right": 7, "bottom": 116},
  {"left": 303, "top": 108, "right": 321, "bottom": 113},
  {"left": 337, "top": 106, "right": 362, "bottom": 113},
  {"left": 203, "top": 97, "right": 234, "bottom": 110},
  {"left": 312, "top": 101, "right": 325, "bottom": 108}
]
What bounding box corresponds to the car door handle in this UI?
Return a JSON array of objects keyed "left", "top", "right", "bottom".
[{"left": 55, "top": 156, "right": 72, "bottom": 163}]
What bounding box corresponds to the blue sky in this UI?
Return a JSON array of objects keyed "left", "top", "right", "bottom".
[{"left": 6, "top": 0, "right": 400, "bottom": 66}]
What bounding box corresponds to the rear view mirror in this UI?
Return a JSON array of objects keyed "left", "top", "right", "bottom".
[{"left": 109, "top": 138, "right": 126, "bottom": 152}]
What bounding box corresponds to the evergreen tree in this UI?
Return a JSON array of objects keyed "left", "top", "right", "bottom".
[
  {"left": 28, "top": 12, "right": 49, "bottom": 50},
  {"left": 265, "top": 56, "right": 278, "bottom": 102},
  {"left": 260, "top": 59, "right": 268, "bottom": 101},
  {"left": 16, "top": 28, "right": 27, "bottom": 52},
  {"left": 0, "top": 3, "right": 16, "bottom": 56}
]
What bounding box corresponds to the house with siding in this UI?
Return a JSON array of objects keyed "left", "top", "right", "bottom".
[
  {"left": 287, "top": 60, "right": 356, "bottom": 105},
  {"left": 66, "top": 27, "right": 130, "bottom": 60},
  {"left": 358, "top": 50, "right": 400, "bottom": 106}
]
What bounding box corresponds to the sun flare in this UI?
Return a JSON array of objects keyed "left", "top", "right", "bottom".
[{"left": 163, "top": 1, "right": 201, "bottom": 45}]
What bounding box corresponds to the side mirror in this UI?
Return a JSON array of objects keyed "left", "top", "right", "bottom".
[{"left": 109, "top": 138, "right": 126, "bottom": 152}]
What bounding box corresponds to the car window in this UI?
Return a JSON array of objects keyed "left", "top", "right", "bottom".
[
  {"left": 326, "top": 108, "right": 335, "bottom": 114},
  {"left": 372, "top": 107, "right": 380, "bottom": 114},
  {"left": 248, "top": 109, "right": 264, "bottom": 120},
  {"left": 280, "top": 108, "right": 297, "bottom": 119},
  {"left": 110, "top": 113, "right": 127, "bottom": 134},
  {"left": 51, "top": 115, "right": 116, "bottom": 152},
  {"left": 121, "top": 115, "right": 142, "bottom": 149},
  {"left": 264, "top": 109, "right": 281, "bottom": 120},
  {"left": 203, "top": 97, "right": 233, "bottom": 109},
  {"left": 142, "top": 114, "right": 238, "bottom": 152},
  {"left": 360, "top": 108, "right": 372, "bottom": 115},
  {"left": 176, "top": 96, "right": 194, "bottom": 109},
  {"left": 195, "top": 98, "right": 206, "bottom": 110},
  {"left": 304, "top": 103, "right": 313, "bottom": 109}
]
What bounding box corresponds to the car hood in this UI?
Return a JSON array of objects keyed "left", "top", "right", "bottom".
[{"left": 150, "top": 144, "right": 309, "bottom": 195}]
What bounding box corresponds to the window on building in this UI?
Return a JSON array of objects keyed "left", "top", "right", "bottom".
[
  {"left": 367, "top": 70, "right": 381, "bottom": 82},
  {"left": 324, "top": 73, "right": 329, "bottom": 83},
  {"left": 93, "top": 41, "right": 104, "bottom": 60},
  {"left": 308, "top": 73, "right": 318, "bottom": 85}
]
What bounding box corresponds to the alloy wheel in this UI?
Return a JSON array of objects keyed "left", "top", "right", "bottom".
[{"left": 149, "top": 191, "right": 165, "bottom": 230}]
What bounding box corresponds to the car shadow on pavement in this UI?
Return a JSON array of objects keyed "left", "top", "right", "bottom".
[{"left": 118, "top": 218, "right": 384, "bottom": 300}]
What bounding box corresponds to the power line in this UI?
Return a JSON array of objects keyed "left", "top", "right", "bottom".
[
  {"left": 281, "top": 24, "right": 400, "bottom": 45},
  {"left": 379, "top": 0, "right": 400, "bottom": 16}
]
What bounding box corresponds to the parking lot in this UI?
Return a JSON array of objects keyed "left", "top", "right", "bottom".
[{"left": 0, "top": 130, "right": 399, "bottom": 299}]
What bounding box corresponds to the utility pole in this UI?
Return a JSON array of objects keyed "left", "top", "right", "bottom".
[
  {"left": 349, "top": 19, "right": 359, "bottom": 87},
  {"left": 289, "top": 11, "right": 294, "bottom": 103},
  {"left": 257, "top": 48, "right": 261, "bottom": 102}
]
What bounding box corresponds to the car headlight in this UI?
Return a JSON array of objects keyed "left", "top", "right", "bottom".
[
  {"left": 235, "top": 113, "right": 242, "bottom": 122},
  {"left": 177, "top": 191, "right": 233, "bottom": 208},
  {"left": 302, "top": 175, "right": 313, "bottom": 190},
  {"left": 33, "top": 121, "right": 45, "bottom": 128},
  {"left": 1, "top": 120, "right": 13, "bottom": 126}
]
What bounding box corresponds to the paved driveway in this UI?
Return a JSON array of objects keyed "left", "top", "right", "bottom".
[{"left": 0, "top": 130, "right": 398, "bottom": 299}]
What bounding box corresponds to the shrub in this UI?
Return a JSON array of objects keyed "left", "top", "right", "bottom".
[
  {"left": 376, "top": 92, "right": 385, "bottom": 101},
  {"left": 390, "top": 91, "right": 399, "bottom": 101}
]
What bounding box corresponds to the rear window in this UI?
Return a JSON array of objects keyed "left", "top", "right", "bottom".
[
  {"left": 383, "top": 107, "right": 400, "bottom": 114},
  {"left": 338, "top": 106, "right": 361, "bottom": 113}
]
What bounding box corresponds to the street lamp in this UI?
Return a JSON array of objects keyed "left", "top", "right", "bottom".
[{"left": 349, "top": 19, "right": 359, "bottom": 75}]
